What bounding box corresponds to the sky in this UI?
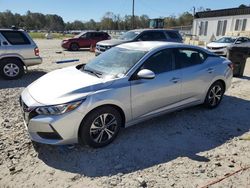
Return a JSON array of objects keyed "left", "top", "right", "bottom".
[{"left": 0, "top": 0, "right": 249, "bottom": 22}]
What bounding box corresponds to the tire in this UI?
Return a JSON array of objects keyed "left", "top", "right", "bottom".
[
  {"left": 79, "top": 106, "right": 122, "bottom": 148},
  {"left": 70, "top": 43, "right": 79, "bottom": 51},
  {"left": 204, "top": 81, "right": 225, "bottom": 109},
  {"left": 0, "top": 58, "right": 24, "bottom": 80}
]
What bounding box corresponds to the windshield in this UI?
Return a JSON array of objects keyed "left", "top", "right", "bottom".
[
  {"left": 215, "top": 37, "right": 236, "bottom": 43},
  {"left": 82, "top": 47, "right": 147, "bottom": 78},
  {"left": 119, "top": 31, "right": 141, "bottom": 40}
]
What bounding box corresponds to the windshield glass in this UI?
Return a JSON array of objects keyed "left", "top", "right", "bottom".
[
  {"left": 119, "top": 31, "right": 141, "bottom": 40},
  {"left": 215, "top": 37, "right": 236, "bottom": 43},
  {"left": 82, "top": 47, "right": 147, "bottom": 78}
]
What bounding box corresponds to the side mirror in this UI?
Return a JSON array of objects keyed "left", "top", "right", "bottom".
[
  {"left": 137, "top": 69, "right": 155, "bottom": 79},
  {"left": 235, "top": 41, "right": 242, "bottom": 44},
  {"left": 3, "top": 41, "right": 8, "bottom": 45}
]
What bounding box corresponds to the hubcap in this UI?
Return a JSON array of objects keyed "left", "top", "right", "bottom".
[
  {"left": 90, "top": 113, "right": 118, "bottom": 143},
  {"left": 3, "top": 63, "right": 19, "bottom": 77},
  {"left": 208, "top": 85, "right": 222, "bottom": 106}
]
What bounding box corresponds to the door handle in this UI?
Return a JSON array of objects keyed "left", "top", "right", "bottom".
[
  {"left": 207, "top": 68, "right": 214, "bottom": 73},
  {"left": 170, "top": 77, "right": 180, "bottom": 83}
]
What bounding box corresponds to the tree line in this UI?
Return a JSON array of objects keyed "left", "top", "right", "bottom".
[{"left": 0, "top": 10, "right": 193, "bottom": 31}]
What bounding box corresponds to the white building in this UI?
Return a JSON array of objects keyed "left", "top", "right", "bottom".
[{"left": 192, "top": 7, "right": 250, "bottom": 42}]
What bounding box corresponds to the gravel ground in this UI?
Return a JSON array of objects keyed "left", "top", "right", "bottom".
[{"left": 0, "top": 39, "right": 250, "bottom": 188}]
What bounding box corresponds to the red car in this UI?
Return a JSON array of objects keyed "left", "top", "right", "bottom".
[{"left": 61, "top": 31, "right": 111, "bottom": 51}]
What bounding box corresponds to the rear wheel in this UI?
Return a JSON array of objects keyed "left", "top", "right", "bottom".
[
  {"left": 70, "top": 43, "right": 79, "bottom": 51},
  {"left": 0, "top": 59, "right": 24, "bottom": 80},
  {"left": 204, "top": 81, "right": 225, "bottom": 108},
  {"left": 79, "top": 106, "right": 122, "bottom": 148}
]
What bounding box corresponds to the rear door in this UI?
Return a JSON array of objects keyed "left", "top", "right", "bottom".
[
  {"left": 173, "top": 48, "right": 213, "bottom": 103},
  {"left": 79, "top": 32, "right": 92, "bottom": 47},
  {"left": 130, "top": 49, "right": 182, "bottom": 119}
]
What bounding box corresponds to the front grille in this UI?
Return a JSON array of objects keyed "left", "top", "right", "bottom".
[
  {"left": 207, "top": 46, "right": 224, "bottom": 50},
  {"left": 96, "top": 45, "right": 111, "bottom": 52}
]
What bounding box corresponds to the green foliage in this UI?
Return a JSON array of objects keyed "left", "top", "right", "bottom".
[{"left": 0, "top": 10, "right": 193, "bottom": 31}]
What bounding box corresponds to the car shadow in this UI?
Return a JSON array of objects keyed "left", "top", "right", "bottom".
[
  {"left": 35, "top": 95, "right": 250, "bottom": 177},
  {"left": 0, "top": 70, "right": 47, "bottom": 89}
]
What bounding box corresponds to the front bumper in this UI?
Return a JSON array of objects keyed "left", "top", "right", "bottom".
[{"left": 20, "top": 94, "right": 84, "bottom": 145}]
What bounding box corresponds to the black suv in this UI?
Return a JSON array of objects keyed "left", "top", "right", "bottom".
[{"left": 95, "top": 29, "right": 183, "bottom": 55}]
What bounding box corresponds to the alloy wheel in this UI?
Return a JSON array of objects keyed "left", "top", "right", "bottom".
[
  {"left": 90, "top": 113, "right": 118, "bottom": 143},
  {"left": 208, "top": 85, "right": 222, "bottom": 106},
  {"left": 3, "top": 63, "right": 20, "bottom": 77}
]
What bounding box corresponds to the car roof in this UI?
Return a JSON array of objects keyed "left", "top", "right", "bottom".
[
  {"left": 118, "top": 41, "right": 208, "bottom": 52},
  {"left": 0, "top": 29, "right": 24, "bottom": 31},
  {"left": 130, "top": 28, "right": 179, "bottom": 32}
]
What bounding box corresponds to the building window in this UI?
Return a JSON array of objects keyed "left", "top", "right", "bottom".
[
  {"left": 235, "top": 19, "right": 247, "bottom": 31},
  {"left": 216, "top": 20, "right": 227, "bottom": 36},
  {"left": 199, "top": 21, "right": 208, "bottom": 36}
]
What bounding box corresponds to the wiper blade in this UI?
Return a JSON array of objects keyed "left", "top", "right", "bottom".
[{"left": 84, "top": 69, "right": 102, "bottom": 78}]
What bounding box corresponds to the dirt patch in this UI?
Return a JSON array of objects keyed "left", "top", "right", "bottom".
[{"left": 0, "top": 39, "right": 250, "bottom": 188}]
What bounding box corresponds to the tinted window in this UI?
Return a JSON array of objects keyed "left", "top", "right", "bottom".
[
  {"left": 174, "top": 48, "right": 206, "bottom": 69},
  {"left": 1, "top": 31, "right": 30, "bottom": 45},
  {"left": 166, "top": 31, "right": 180, "bottom": 39},
  {"left": 138, "top": 31, "right": 166, "bottom": 41},
  {"left": 142, "top": 49, "right": 173, "bottom": 74},
  {"left": 94, "top": 32, "right": 104, "bottom": 38}
]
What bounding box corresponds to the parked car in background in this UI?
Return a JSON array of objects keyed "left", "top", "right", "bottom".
[
  {"left": 20, "top": 42, "right": 233, "bottom": 148},
  {"left": 95, "top": 29, "right": 183, "bottom": 55},
  {"left": 206, "top": 36, "right": 250, "bottom": 56},
  {"left": 0, "top": 28, "right": 42, "bottom": 79},
  {"left": 61, "top": 31, "right": 111, "bottom": 51}
]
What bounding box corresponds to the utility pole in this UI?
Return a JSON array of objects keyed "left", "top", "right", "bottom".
[{"left": 132, "top": 0, "right": 135, "bottom": 29}]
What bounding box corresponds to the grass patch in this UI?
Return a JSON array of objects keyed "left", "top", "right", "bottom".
[{"left": 29, "top": 32, "right": 74, "bottom": 39}]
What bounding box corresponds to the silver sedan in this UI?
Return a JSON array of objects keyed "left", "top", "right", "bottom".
[{"left": 20, "top": 42, "right": 233, "bottom": 148}]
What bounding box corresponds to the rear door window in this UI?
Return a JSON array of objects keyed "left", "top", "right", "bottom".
[
  {"left": 174, "top": 48, "right": 206, "bottom": 69},
  {"left": 166, "top": 31, "right": 181, "bottom": 40},
  {"left": 1, "top": 31, "right": 30, "bottom": 45},
  {"left": 138, "top": 31, "right": 166, "bottom": 41}
]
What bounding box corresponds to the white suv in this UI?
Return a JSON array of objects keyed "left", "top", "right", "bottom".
[{"left": 0, "top": 28, "right": 42, "bottom": 79}]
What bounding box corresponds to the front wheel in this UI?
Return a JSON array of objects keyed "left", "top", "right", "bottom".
[
  {"left": 204, "top": 81, "right": 225, "bottom": 108},
  {"left": 79, "top": 106, "right": 122, "bottom": 148}
]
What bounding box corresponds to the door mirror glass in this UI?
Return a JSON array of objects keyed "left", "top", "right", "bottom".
[
  {"left": 137, "top": 69, "right": 155, "bottom": 79},
  {"left": 235, "top": 40, "right": 242, "bottom": 44},
  {"left": 3, "top": 41, "right": 8, "bottom": 45}
]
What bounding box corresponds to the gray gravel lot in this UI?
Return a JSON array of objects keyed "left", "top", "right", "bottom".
[{"left": 0, "top": 39, "right": 250, "bottom": 188}]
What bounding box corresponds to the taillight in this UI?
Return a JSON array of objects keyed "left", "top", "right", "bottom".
[
  {"left": 34, "top": 47, "right": 39, "bottom": 56},
  {"left": 228, "top": 62, "right": 234, "bottom": 70}
]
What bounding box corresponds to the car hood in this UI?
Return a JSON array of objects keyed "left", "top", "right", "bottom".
[
  {"left": 27, "top": 66, "right": 114, "bottom": 105},
  {"left": 97, "top": 39, "right": 127, "bottom": 46},
  {"left": 207, "top": 42, "right": 232, "bottom": 48}
]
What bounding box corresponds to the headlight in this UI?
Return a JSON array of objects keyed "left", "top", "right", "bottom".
[{"left": 35, "top": 100, "right": 83, "bottom": 115}]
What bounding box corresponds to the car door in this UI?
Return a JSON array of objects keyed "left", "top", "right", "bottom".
[
  {"left": 173, "top": 48, "right": 213, "bottom": 103},
  {"left": 130, "top": 49, "right": 182, "bottom": 119},
  {"left": 79, "top": 32, "right": 92, "bottom": 47}
]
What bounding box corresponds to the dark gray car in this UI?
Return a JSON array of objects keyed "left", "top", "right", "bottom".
[{"left": 95, "top": 29, "right": 183, "bottom": 55}]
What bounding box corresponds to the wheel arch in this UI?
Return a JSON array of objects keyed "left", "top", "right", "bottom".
[
  {"left": 0, "top": 56, "right": 25, "bottom": 67},
  {"left": 77, "top": 104, "right": 126, "bottom": 140}
]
